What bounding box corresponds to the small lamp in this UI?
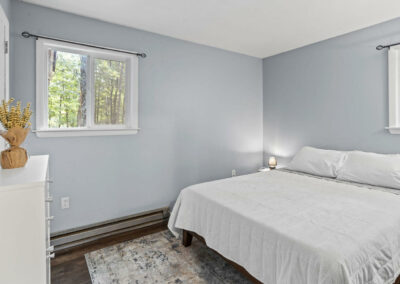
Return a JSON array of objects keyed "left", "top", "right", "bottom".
[{"left": 268, "top": 156, "right": 277, "bottom": 169}]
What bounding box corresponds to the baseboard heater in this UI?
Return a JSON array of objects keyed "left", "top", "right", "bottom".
[{"left": 51, "top": 207, "right": 170, "bottom": 251}]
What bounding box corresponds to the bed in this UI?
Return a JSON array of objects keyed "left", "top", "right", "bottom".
[{"left": 168, "top": 169, "right": 400, "bottom": 284}]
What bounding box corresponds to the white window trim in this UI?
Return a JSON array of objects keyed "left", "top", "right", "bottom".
[
  {"left": 387, "top": 44, "right": 400, "bottom": 134},
  {"left": 0, "top": 5, "right": 9, "bottom": 151},
  {"left": 35, "top": 38, "right": 139, "bottom": 137}
]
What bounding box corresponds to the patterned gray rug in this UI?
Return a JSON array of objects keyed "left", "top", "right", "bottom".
[{"left": 85, "top": 230, "right": 252, "bottom": 283}]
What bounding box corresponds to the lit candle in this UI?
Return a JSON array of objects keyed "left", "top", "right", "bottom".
[{"left": 268, "top": 157, "right": 277, "bottom": 169}]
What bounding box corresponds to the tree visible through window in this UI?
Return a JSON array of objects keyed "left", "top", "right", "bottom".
[
  {"left": 94, "top": 58, "right": 126, "bottom": 125},
  {"left": 48, "top": 50, "right": 86, "bottom": 128},
  {"left": 36, "top": 38, "right": 138, "bottom": 137},
  {"left": 47, "top": 51, "right": 127, "bottom": 128}
]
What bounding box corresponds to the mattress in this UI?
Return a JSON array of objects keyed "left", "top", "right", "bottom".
[{"left": 168, "top": 169, "right": 400, "bottom": 284}]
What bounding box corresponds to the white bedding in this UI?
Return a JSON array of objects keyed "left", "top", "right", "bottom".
[{"left": 168, "top": 170, "right": 400, "bottom": 284}]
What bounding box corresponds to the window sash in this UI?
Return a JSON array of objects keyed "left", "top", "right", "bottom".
[
  {"left": 36, "top": 38, "right": 138, "bottom": 136},
  {"left": 91, "top": 57, "right": 128, "bottom": 128}
]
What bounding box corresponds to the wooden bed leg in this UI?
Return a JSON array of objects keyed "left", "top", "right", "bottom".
[{"left": 182, "top": 230, "right": 193, "bottom": 247}]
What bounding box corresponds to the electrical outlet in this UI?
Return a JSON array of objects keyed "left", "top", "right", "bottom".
[
  {"left": 61, "top": 197, "right": 70, "bottom": 209},
  {"left": 232, "top": 169, "right": 236, "bottom": 177}
]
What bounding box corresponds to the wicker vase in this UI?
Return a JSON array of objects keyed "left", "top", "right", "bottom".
[{"left": 1, "top": 127, "right": 29, "bottom": 169}]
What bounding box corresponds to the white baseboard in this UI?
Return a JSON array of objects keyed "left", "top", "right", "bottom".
[{"left": 51, "top": 207, "right": 170, "bottom": 251}]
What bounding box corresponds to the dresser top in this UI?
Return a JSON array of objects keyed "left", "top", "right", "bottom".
[{"left": 0, "top": 155, "right": 49, "bottom": 188}]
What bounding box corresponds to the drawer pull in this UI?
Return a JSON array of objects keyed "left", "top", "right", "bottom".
[
  {"left": 47, "top": 253, "right": 55, "bottom": 259},
  {"left": 46, "top": 246, "right": 54, "bottom": 252},
  {"left": 45, "top": 197, "right": 53, "bottom": 202},
  {"left": 46, "top": 216, "right": 54, "bottom": 221}
]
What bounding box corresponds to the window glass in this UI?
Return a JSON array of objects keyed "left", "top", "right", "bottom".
[
  {"left": 93, "top": 58, "right": 126, "bottom": 125},
  {"left": 47, "top": 50, "right": 88, "bottom": 128}
]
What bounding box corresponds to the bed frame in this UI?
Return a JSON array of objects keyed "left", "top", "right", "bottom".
[
  {"left": 182, "top": 229, "right": 262, "bottom": 284},
  {"left": 182, "top": 229, "right": 400, "bottom": 284}
]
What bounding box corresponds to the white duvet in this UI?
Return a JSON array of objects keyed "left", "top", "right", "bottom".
[{"left": 168, "top": 170, "right": 400, "bottom": 284}]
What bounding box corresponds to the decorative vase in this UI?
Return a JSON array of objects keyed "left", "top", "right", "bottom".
[{"left": 0, "top": 126, "right": 30, "bottom": 169}]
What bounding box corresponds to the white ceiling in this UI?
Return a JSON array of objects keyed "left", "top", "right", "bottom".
[{"left": 22, "top": 0, "right": 400, "bottom": 58}]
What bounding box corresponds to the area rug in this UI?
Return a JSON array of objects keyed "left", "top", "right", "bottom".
[{"left": 85, "top": 230, "right": 252, "bottom": 283}]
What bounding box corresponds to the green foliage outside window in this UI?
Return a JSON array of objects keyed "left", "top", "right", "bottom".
[
  {"left": 94, "top": 58, "right": 126, "bottom": 125},
  {"left": 48, "top": 51, "right": 84, "bottom": 128},
  {"left": 47, "top": 50, "right": 126, "bottom": 128}
]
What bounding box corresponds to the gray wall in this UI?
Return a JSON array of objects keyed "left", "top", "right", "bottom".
[
  {"left": 0, "top": 0, "right": 10, "bottom": 20},
  {"left": 263, "top": 17, "right": 400, "bottom": 161},
  {"left": 10, "top": 1, "right": 263, "bottom": 232}
]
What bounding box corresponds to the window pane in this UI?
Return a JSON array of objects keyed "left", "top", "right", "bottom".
[
  {"left": 47, "top": 50, "right": 88, "bottom": 128},
  {"left": 94, "top": 58, "right": 126, "bottom": 125}
]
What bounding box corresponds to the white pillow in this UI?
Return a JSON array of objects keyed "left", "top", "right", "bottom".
[
  {"left": 286, "top": 146, "right": 346, "bottom": 178},
  {"left": 337, "top": 151, "right": 400, "bottom": 189}
]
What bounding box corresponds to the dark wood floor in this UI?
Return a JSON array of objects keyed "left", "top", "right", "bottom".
[{"left": 51, "top": 223, "right": 167, "bottom": 284}]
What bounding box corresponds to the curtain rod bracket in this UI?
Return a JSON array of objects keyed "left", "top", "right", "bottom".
[{"left": 21, "top": 31, "right": 147, "bottom": 58}]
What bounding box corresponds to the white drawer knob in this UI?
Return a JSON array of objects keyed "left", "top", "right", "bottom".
[{"left": 47, "top": 253, "right": 55, "bottom": 259}]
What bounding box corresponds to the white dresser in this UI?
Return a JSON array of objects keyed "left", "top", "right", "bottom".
[{"left": 0, "top": 155, "right": 52, "bottom": 284}]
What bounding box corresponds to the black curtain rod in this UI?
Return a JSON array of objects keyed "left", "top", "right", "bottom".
[
  {"left": 21, "top": 31, "right": 147, "bottom": 58},
  {"left": 376, "top": 41, "right": 400, "bottom": 50}
]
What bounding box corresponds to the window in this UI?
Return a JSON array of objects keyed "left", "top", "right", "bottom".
[
  {"left": 388, "top": 44, "right": 400, "bottom": 134},
  {"left": 36, "top": 38, "right": 138, "bottom": 137}
]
